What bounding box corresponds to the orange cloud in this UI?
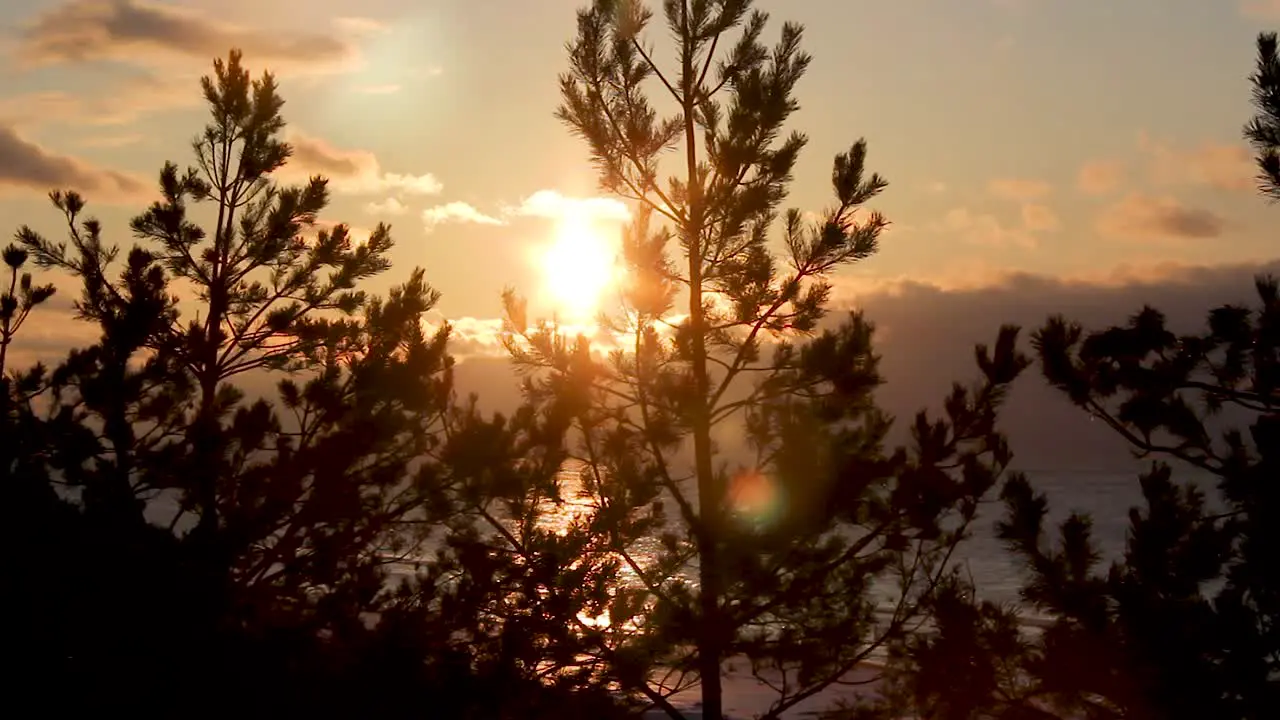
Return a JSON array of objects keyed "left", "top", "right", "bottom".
[
  {"left": 0, "top": 71, "right": 198, "bottom": 129},
  {"left": 1138, "top": 133, "right": 1254, "bottom": 192},
  {"left": 304, "top": 220, "right": 374, "bottom": 246},
  {"left": 987, "top": 177, "right": 1052, "bottom": 201},
  {"left": 16, "top": 0, "right": 359, "bottom": 73},
  {"left": 356, "top": 84, "right": 402, "bottom": 95},
  {"left": 0, "top": 124, "right": 148, "bottom": 202},
  {"left": 0, "top": 300, "right": 101, "bottom": 370},
  {"left": 1021, "top": 203, "right": 1061, "bottom": 232},
  {"left": 1096, "top": 192, "right": 1225, "bottom": 242},
  {"left": 282, "top": 131, "right": 443, "bottom": 196},
  {"left": 74, "top": 133, "right": 146, "bottom": 148},
  {"left": 935, "top": 204, "right": 1055, "bottom": 248},
  {"left": 1240, "top": 0, "right": 1280, "bottom": 19},
  {"left": 1077, "top": 159, "right": 1125, "bottom": 195}
]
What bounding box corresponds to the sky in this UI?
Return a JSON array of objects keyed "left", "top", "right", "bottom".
[{"left": 4, "top": 0, "right": 1280, "bottom": 449}]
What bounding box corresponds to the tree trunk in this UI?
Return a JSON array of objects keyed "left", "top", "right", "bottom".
[
  {"left": 681, "top": 4, "right": 723, "bottom": 717},
  {"left": 694, "top": 433, "right": 723, "bottom": 720},
  {"left": 194, "top": 161, "right": 235, "bottom": 537}
]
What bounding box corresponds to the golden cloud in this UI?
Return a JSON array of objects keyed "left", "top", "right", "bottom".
[
  {"left": 987, "top": 177, "right": 1053, "bottom": 201},
  {"left": 282, "top": 131, "right": 443, "bottom": 196},
  {"left": 1020, "top": 203, "right": 1061, "bottom": 232},
  {"left": 1240, "top": 0, "right": 1280, "bottom": 19},
  {"left": 16, "top": 0, "right": 359, "bottom": 73},
  {"left": 1138, "top": 133, "right": 1254, "bottom": 192},
  {"left": 935, "top": 207, "right": 1038, "bottom": 248},
  {"left": 0, "top": 124, "right": 148, "bottom": 202},
  {"left": 1096, "top": 192, "right": 1226, "bottom": 242},
  {"left": 1076, "top": 159, "right": 1125, "bottom": 195},
  {"left": 0, "top": 71, "right": 199, "bottom": 129}
]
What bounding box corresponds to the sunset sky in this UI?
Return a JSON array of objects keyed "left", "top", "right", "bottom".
[{"left": 3, "top": 0, "right": 1280, "bottom": 363}]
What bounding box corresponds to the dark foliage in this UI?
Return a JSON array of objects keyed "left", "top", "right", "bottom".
[
  {"left": 858, "top": 31, "right": 1280, "bottom": 720},
  {"left": 0, "top": 51, "right": 632, "bottom": 718},
  {"left": 497, "top": 2, "right": 1031, "bottom": 718}
]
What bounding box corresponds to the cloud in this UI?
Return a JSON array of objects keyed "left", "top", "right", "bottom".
[
  {"left": 304, "top": 220, "right": 374, "bottom": 246},
  {"left": 987, "top": 178, "right": 1052, "bottom": 201},
  {"left": 984, "top": 180, "right": 1059, "bottom": 236},
  {"left": 422, "top": 202, "right": 505, "bottom": 232},
  {"left": 13, "top": 239, "right": 1278, "bottom": 479},
  {"left": 356, "top": 84, "right": 401, "bottom": 95},
  {"left": 1020, "top": 203, "right": 1061, "bottom": 232},
  {"left": 283, "top": 131, "right": 443, "bottom": 196},
  {"left": 510, "top": 190, "right": 631, "bottom": 222},
  {"left": 830, "top": 258, "right": 1280, "bottom": 472},
  {"left": 75, "top": 133, "right": 146, "bottom": 148},
  {"left": 1240, "top": 0, "right": 1280, "bottom": 19},
  {"left": 16, "top": 0, "right": 358, "bottom": 72},
  {"left": 0, "top": 71, "right": 198, "bottom": 129},
  {"left": 365, "top": 197, "right": 408, "bottom": 216},
  {"left": 1096, "top": 192, "right": 1226, "bottom": 242},
  {"left": 448, "top": 257, "right": 1280, "bottom": 477},
  {"left": 0, "top": 298, "right": 102, "bottom": 370},
  {"left": 935, "top": 207, "right": 1038, "bottom": 248},
  {"left": 431, "top": 315, "right": 507, "bottom": 359},
  {"left": 1138, "top": 134, "right": 1255, "bottom": 192},
  {"left": 373, "top": 188, "right": 634, "bottom": 234},
  {"left": 0, "top": 124, "right": 147, "bottom": 201},
  {"left": 1077, "top": 159, "right": 1125, "bottom": 195},
  {"left": 331, "top": 17, "right": 389, "bottom": 36}
]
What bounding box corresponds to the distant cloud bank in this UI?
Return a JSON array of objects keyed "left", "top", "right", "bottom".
[{"left": 284, "top": 131, "right": 444, "bottom": 196}]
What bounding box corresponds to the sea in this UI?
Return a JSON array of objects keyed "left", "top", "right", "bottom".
[
  {"left": 535, "top": 465, "right": 1169, "bottom": 608},
  {"left": 143, "top": 463, "right": 1211, "bottom": 718},
  {"left": 616, "top": 467, "right": 1216, "bottom": 719}
]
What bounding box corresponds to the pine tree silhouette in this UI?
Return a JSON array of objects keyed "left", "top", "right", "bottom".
[
  {"left": 495, "top": 2, "right": 1031, "bottom": 717},
  {"left": 859, "top": 30, "right": 1280, "bottom": 720},
  {"left": 1, "top": 49, "right": 631, "bottom": 718}
]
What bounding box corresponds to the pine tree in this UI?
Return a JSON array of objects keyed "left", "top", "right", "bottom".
[
  {"left": 4, "top": 48, "right": 642, "bottom": 717},
  {"left": 19, "top": 50, "right": 395, "bottom": 540},
  {"left": 859, "top": 30, "right": 1280, "bottom": 720},
  {"left": 501, "top": 2, "right": 1030, "bottom": 717},
  {"left": 0, "top": 240, "right": 55, "bottom": 493},
  {"left": 1246, "top": 32, "right": 1280, "bottom": 200},
  {"left": 3, "top": 49, "right": 457, "bottom": 713},
  {"left": 0, "top": 244, "right": 55, "bottom": 380}
]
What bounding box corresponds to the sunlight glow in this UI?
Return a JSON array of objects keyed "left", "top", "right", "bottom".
[
  {"left": 577, "top": 609, "right": 612, "bottom": 628},
  {"left": 539, "top": 211, "right": 621, "bottom": 320},
  {"left": 727, "top": 469, "right": 784, "bottom": 527}
]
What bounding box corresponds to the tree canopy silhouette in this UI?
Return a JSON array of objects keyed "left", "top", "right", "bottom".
[
  {"left": 0, "top": 49, "right": 633, "bottom": 718},
  {"left": 858, "top": 30, "right": 1280, "bottom": 720},
  {"left": 495, "top": 1, "right": 1031, "bottom": 718}
]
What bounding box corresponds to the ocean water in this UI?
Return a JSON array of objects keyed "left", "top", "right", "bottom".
[
  {"left": 537, "top": 466, "right": 1165, "bottom": 610},
  {"left": 137, "top": 461, "right": 1211, "bottom": 623},
  {"left": 951, "top": 469, "right": 1147, "bottom": 606}
]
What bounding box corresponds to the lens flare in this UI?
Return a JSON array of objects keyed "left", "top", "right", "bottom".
[{"left": 727, "top": 469, "right": 784, "bottom": 526}]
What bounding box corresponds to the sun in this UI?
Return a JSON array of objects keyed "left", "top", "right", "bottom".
[{"left": 539, "top": 211, "right": 621, "bottom": 320}]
